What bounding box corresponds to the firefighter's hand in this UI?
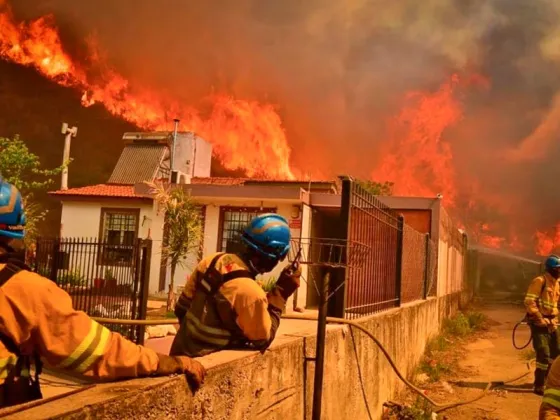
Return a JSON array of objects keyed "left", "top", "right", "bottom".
[
  {"left": 275, "top": 265, "right": 302, "bottom": 300},
  {"left": 549, "top": 319, "right": 559, "bottom": 333},
  {"left": 156, "top": 355, "right": 206, "bottom": 389},
  {"left": 536, "top": 317, "right": 550, "bottom": 327}
]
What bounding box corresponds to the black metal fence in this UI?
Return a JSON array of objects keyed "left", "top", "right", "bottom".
[
  {"left": 30, "top": 237, "right": 152, "bottom": 344},
  {"left": 330, "top": 177, "right": 460, "bottom": 319}
]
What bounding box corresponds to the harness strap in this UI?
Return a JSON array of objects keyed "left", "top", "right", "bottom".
[{"left": 198, "top": 253, "right": 256, "bottom": 295}]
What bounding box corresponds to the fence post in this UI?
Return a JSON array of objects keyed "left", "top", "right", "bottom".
[
  {"left": 423, "top": 233, "right": 430, "bottom": 299},
  {"left": 329, "top": 176, "right": 352, "bottom": 318},
  {"left": 395, "top": 215, "right": 404, "bottom": 307},
  {"left": 137, "top": 239, "right": 152, "bottom": 345},
  {"left": 49, "top": 238, "right": 61, "bottom": 283}
]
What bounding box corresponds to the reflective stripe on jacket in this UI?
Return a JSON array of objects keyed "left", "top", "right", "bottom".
[
  {"left": 525, "top": 273, "right": 560, "bottom": 321},
  {"left": 171, "top": 252, "right": 282, "bottom": 357},
  {"left": 544, "top": 388, "right": 560, "bottom": 411},
  {"left": 0, "top": 263, "right": 161, "bottom": 382},
  {"left": 544, "top": 357, "right": 560, "bottom": 414}
]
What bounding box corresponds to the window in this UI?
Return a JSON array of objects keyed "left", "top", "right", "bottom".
[
  {"left": 98, "top": 208, "right": 140, "bottom": 266},
  {"left": 217, "top": 207, "right": 275, "bottom": 253}
]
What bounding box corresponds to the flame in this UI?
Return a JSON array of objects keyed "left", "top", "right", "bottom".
[
  {"left": 372, "top": 75, "right": 463, "bottom": 207},
  {"left": 0, "top": 1, "right": 295, "bottom": 179},
  {"left": 371, "top": 74, "right": 536, "bottom": 253},
  {"left": 535, "top": 225, "right": 560, "bottom": 256}
]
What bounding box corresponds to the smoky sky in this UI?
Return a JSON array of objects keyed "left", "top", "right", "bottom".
[{"left": 9, "top": 0, "right": 560, "bottom": 238}]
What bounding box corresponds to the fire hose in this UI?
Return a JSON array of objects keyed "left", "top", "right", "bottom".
[
  {"left": 91, "top": 314, "right": 535, "bottom": 414},
  {"left": 512, "top": 316, "right": 533, "bottom": 350}
]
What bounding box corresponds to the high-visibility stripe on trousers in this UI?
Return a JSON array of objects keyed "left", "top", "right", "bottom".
[
  {"left": 0, "top": 355, "right": 28, "bottom": 379},
  {"left": 57, "top": 321, "right": 111, "bottom": 373}
]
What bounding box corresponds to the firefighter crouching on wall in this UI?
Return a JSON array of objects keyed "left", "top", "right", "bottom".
[
  {"left": 0, "top": 180, "right": 205, "bottom": 408},
  {"left": 525, "top": 254, "right": 560, "bottom": 396},
  {"left": 170, "top": 213, "right": 301, "bottom": 357}
]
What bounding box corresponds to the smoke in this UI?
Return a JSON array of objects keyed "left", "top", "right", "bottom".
[{"left": 7, "top": 0, "right": 560, "bottom": 249}]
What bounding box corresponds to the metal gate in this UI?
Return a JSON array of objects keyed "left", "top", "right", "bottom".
[
  {"left": 31, "top": 237, "right": 152, "bottom": 343},
  {"left": 331, "top": 177, "right": 404, "bottom": 319}
]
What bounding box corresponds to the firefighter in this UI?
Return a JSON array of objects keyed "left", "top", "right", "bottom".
[
  {"left": 540, "top": 356, "right": 560, "bottom": 419},
  {"left": 525, "top": 254, "right": 560, "bottom": 395},
  {"left": 170, "top": 213, "right": 301, "bottom": 357},
  {"left": 0, "top": 180, "right": 205, "bottom": 408}
]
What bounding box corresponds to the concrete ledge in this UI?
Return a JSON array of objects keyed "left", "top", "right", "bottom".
[{"left": 6, "top": 293, "right": 463, "bottom": 420}]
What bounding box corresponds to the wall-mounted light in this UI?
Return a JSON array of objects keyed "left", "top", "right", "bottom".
[{"left": 291, "top": 205, "right": 301, "bottom": 219}]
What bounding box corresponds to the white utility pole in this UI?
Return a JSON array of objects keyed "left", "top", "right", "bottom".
[{"left": 60, "top": 122, "right": 78, "bottom": 190}]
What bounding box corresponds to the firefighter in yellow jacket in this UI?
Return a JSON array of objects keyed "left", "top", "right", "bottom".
[
  {"left": 0, "top": 180, "right": 205, "bottom": 408},
  {"left": 171, "top": 213, "right": 300, "bottom": 357},
  {"left": 540, "top": 355, "right": 560, "bottom": 419},
  {"left": 525, "top": 255, "right": 560, "bottom": 395}
]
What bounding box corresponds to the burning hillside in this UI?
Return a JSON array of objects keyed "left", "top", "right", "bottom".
[{"left": 2, "top": 0, "right": 560, "bottom": 256}]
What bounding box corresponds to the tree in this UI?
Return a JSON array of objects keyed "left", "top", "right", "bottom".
[
  {"left": 0, "top": 135, "right": 69, "bottom": 247},
  {"left": 358, "top": 180, "right": 394, "bottom": 196},
  {"left": 148, "top": 181, "right": 203, "bottom": 311}
]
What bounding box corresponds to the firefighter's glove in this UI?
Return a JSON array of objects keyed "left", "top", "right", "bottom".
[
  {"left": 535, "top": 317, "right": 550, "bottom": 328},
  {"left": 266, "top": 265, "right": 301, "bottom": 311},
  {"left": 275, "top": 265, "right": 302, "bottom": 300},
  {"left": 549, "top": 318, "right": 559, "bottom": 333},
  {"left": 156, "top": 354, "right": 206, "bottom": 390}
]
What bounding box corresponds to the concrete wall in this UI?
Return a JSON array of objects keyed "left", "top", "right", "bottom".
[
  {"left": 436, "top": 207, "right": 466, "bottom": 297},
  {"left": 26, "top": 292, "right": 465, "bottom": 420}
]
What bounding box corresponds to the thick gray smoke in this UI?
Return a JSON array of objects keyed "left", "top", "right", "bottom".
[{"left": 9, "top": 0, "right": 560, "bottom": 246}]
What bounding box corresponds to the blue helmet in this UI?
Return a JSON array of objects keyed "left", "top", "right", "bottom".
[
  {"left": 241, "top": 213, "right": 291, "bottom": 261},
  {"left": 546, "top": 255, "right": 560, "bottom": 270},
  {"left": 0, "top": 181, "right": 26, "bottom": 240}
]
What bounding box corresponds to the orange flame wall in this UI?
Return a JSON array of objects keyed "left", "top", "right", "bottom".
[{"left": 3, "top": 0, "right": 560, "bottom": 257}]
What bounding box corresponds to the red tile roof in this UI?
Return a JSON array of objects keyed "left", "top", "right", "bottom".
[
  {"left": 190, "top": 177, "right": 333, "bottom": 186},
  {"left": 190, "top": 177, "right": 246, "bottom": 186},
  {"left": 49, "top": 178, "right": 336, "bottom": 198},
  {"left": 49, "top": 184, "right": 142, "bottom": 198}
]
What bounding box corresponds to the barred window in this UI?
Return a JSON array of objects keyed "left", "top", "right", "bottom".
[
  {"left": 218, "top": 207, "right": 275, "bottom": 253},
  {"left": 99, "top": 209, "right": 139, "bottom": 266}
]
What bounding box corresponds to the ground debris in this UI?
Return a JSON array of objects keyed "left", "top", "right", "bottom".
[{"left": 383, "top": 401, "right": 437, "bottom": 420}]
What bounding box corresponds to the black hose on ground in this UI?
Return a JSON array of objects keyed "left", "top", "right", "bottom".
[{"left": 91, "top": 314, "right": 535, "bottom": 415}]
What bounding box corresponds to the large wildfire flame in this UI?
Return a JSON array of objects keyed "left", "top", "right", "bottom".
[
  {"left": 0, "top": 0, "right": 557, "bottom": 257},
  {"left": 0, "top": 0, "right": 294, "bottom": 179}
]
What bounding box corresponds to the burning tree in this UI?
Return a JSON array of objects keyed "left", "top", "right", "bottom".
[
  {"left": 0, "top": 135, "right": 69, "bottom": 247},
  {"left": 358, "top": 180, "right": 394, "bottom": 196},
  {"left": 148, "top": 181, "right": 203, "bottom": 311}
]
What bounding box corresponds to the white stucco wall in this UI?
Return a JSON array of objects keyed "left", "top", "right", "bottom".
[{"left": 59, "top": 199, "right": 163, "bottom": 294}]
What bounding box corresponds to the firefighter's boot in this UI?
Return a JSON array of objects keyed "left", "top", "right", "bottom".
[{"left": 536, "top": 369, "right": 547, "bottom": 396}]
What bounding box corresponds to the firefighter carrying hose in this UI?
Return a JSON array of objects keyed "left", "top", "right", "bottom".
[
  {"left": 0, "top": 180, "right": 205, "bottom": 408},
  {"left": 171, "top": 213, "right": 301, "bottom": 357},
  {"left": 525, "top": 254, "right": 560, "bottom": 396}
]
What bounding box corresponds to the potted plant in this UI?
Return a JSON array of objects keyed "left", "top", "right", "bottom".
[{"left": 104, "top": 268, "right": 117, "bottom": 289}]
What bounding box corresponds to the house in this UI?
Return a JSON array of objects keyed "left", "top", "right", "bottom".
[
  {"left": 49, "top": 130, "right": 467, "bottom": 314},
  {"left": 49, "top": 131, "right": 337, "bottom": 311}
]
